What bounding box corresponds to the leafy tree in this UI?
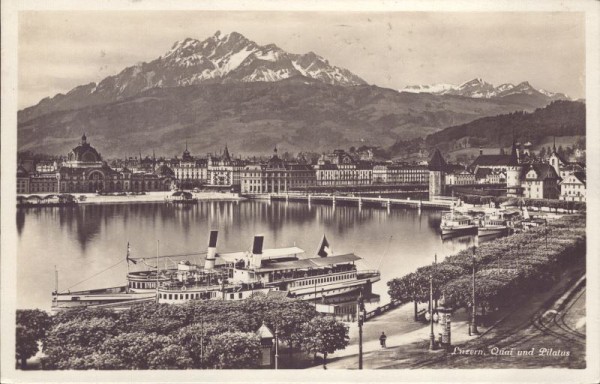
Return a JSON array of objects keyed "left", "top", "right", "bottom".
[
  {"left": 204, "top": 332, "right": 262, "bottom": 369},
  {"left": 298, "top": 316, "right": 349, "bottom": 369},
  {"left": 97, "top": 331, "right": 192, "bottom": 369},
  {"left": 388, "top": 272, "right": 430, "bottom": 320},
  {"left": 176, "top": 322, "right": 233, "bottom": 368},
  {"left": 43, "top": 317, "right": 119, "bottom": 369},
  {"left": 16, "top": 309, "right": 51, "bottom": 368}
]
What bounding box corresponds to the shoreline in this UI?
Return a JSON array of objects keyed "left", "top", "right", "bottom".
[{"left": 17, "top": 191, "right": 245, "bottom": 207}]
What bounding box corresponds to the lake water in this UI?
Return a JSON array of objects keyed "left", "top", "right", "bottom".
[{"left": 16, "top": 200, "right": 483, "bottom": 310}]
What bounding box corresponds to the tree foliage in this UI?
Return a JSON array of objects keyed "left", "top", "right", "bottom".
[
  {"left": 298, "top": 316, "right": 349, "bottom": 368},
  {"left": 16, "top": 309, "right": 52, "bottom": 368},
  {"left": 387, "top": 215, "right": 585, "bottom": 314},
  {"left": 205, "top": 332, "right": 262, "bottom": 369},
  {"left": 40, "top": 296, "right": 319, "bottom": 369}
]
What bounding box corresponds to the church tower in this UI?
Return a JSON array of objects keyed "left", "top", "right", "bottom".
[
  {"left": 506, "top": 140, "right": 523, "bottom": 197},
  {"left": 428, "top": 148, "right": 447, "bottom": 201}
]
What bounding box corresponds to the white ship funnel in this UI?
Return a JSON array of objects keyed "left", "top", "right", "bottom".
[{"left": 204, "top": 230, "right": 218, "bottom": 270}]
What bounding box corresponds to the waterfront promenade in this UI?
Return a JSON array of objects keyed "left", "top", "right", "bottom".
[
  {"left": 314, "top": 256, "right": 586, "bottom": 369},
  {"left": 17, "top": 191, "right": 243, "bottom": 206}
]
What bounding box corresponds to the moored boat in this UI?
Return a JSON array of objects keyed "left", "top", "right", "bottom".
[
  {"left": 440, "top": 211, "right": 477, "bottom": 237},
  {"left": 158, "top": 234, "right": 380, "bottom": 304},
  {"left": 52, "top": 231, "right": 380, "bottom": 313}
]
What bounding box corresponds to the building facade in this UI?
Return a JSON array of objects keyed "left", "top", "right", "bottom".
[
  {"left": 240, "top": 150, "right": 316, "bottom": 194},
  {"left": 373, "top": 164, "right": 429, "bottom": 184},
  {"left": 559, "top": 172, "right": 586, "bottom": 202},
  {"left": 520, "top": 164, "right": 560, "bottom": 200},
  {"left": 17, "top": 135, "right": 173, "bottom": 194}
]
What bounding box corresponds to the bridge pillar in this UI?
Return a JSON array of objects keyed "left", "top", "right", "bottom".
[{"left": 387, "top": 199, "right": 391, "bottom": 214}]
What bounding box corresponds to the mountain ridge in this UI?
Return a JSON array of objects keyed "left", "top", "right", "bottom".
[
  {"left": 19, "top": 30, "right": 366, "bottom": 123},
  {"left": 402, "top": 78, "right": 569, "bottom": 101},
  {"left": 18, "top": 79, "right": 560, "bottom": 158}
]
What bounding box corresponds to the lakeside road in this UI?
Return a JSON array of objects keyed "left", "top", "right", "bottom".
[{"left": 317, "top": 255, "right": 585, "bottom": 369}]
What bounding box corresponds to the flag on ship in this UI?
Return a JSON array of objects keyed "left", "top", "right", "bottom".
[
  {"left": 126, "top": 242, "right": 137, "bottom": 264},
  {"left": 317, "top": 234, "right": 331, "bottom": 257}
]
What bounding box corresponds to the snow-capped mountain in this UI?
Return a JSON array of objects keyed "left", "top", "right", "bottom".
[
  {"left": 20, "top": 31, "right": 366, "bottom": 121},
  {"left": 401, "top": 78, "right": 569, "bottom": 101}
]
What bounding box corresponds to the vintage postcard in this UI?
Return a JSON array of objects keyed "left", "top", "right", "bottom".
[{"left": 1, "top": 0, "right": 598, "bottom": 383}]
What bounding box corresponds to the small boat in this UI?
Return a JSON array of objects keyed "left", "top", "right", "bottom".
[
  {"left": 165, "top": 190, "right": 198, "bottom": 204},
  {"left": 477, "top": 217, "right": 509, "bottom": 236},
  {"left": 440, "top": 204, "right": 477, "bottom": 237}
]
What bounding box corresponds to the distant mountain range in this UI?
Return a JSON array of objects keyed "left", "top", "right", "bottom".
[
  {"left": 402, "top": 78, "right": 569, "bottom": 102},
  {"left": 17, "top": 31, "right": 578, "bottom": 158},
  {"left": 19, "top": 31, "right": 365, "bottom": 123}
]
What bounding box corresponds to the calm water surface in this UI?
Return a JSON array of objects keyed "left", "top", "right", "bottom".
[{"left": 17, "top": 201, "right": 485, "bottom": 310}]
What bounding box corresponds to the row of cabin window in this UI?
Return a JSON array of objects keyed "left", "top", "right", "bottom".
[
  {"left": 159, "top": 291, "right": 218, "bottom": 300},
  {"left": 297, "top": 273, "right": 354, "bottom": 287},
  {"left": 131, "top": 281, "right": 156, "bottom": 289}
]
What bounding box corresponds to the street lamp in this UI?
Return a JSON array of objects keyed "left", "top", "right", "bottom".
[
  {"left": 357, "top": 290, "right": 365, "bottom": 369},
  {"left": 274, "top": 326, "right": 279, "bottom": 370},
  {"left": 427, "top": 273, "right": 436, "bottom": 350},
  {"left": 470, "top": 246, "right": 480, "bottom": 335},
  {"left": 545, "top": 218, "right": 548, "bottom": 250}
]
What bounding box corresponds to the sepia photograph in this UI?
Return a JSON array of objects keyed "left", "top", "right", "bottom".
[{"left": 1, "top": 1, "right": 598, "bottom": 382}]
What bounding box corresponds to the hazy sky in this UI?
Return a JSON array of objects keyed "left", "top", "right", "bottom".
[{"left": 18, "top": 11, "right": 585, "bottom": 108}]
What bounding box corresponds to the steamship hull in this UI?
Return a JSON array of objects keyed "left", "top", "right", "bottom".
[{"left": 51, "top": 285, "right": 157, "bottom": 312}]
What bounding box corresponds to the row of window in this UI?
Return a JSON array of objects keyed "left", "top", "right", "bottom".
[
  {"left": 130, "top": 281, "right": 157, "bottom": 289},
  {"left": 295, "top": 273, "right": 355, "bottom": 287},
  {"left": 159, "top": 291, "right": 218, "bottom": 300}
]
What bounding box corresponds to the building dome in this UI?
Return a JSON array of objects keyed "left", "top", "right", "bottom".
[
  {"left": 156, "top": 164, "right": 175, "bottom": 177},
  {"left": 67, "top": 134, "right": 102, "bottom": 164},
  {"left": 62, "top": 134, "right": 104, "bottom": 169}
]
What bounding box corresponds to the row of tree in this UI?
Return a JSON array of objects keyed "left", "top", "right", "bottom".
[
  {"left": 388, "top": 215, "right": 586, "bottom": 318},
  {"left": 16, "top": 296, "right": 349, "bottom": 369},
  {"left": 456, "top": 194, "right": 586, "bottom": 212}
]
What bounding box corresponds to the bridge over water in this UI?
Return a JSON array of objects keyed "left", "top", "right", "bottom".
[{"left": 253, "top": 193, "right": 455, "bottom": 210}]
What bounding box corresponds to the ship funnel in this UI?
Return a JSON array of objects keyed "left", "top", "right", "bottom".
[
  {"left": 252, "top": 235, "right": 264, "bottom": 255},
  {"left": 204, "top": 230, "right": 218, "bottom": 270},
  {"left": 250, "top": 235, "right": 264, "bottom": 268}
]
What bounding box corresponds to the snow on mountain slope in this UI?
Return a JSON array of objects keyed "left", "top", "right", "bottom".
[
  {"left": 20, "top": 30, "right": 367, "bottom": 120},
  {"left": 400, "top": 78, "right": 569, "bottom": 101}
]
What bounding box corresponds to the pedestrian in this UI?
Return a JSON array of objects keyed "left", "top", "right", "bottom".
[{"left": 379, "top": 331, "right": 387, "bottom": 348}]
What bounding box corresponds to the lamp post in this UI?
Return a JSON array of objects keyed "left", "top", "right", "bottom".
[
  {"left": 428, "top": 273, "right": 436, "bottom": 350},
  {"left": 470, "top": 246, "right": 480, "bottom": 335},
  {"left": 545, "top": 218, "right": 548, "bottom": 250},
  {"left": 274, "top": 326, "right": 279, "bottom": 370},
  {"left": 357, "top": 290, "right": 365, "bottom": 369}
]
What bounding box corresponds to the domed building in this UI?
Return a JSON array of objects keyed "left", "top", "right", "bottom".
[{"left": 65, "top": 134, "right": 103, "bottom": 168}]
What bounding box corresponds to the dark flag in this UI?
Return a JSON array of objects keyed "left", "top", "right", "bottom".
[
  {"left": 317, "top": 234, "right": 331, "bottom": 258},
  {"left": 126, "top": 242, "right": 137, "bottom": 264}
]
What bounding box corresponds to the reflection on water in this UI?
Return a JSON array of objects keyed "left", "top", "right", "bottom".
[{"left": 17, "top": 201, "right": 480, "bottom": 310}]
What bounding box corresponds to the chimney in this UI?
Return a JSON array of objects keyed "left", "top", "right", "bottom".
[
  {"left": 250, "top": 235, "right": 264, "bottom": 269},
  {"left": 204, "top": 230, "right": 218, "bottom": 270},
  {"left": 252, "top": 235, "right": 264, "bottom": 255}
]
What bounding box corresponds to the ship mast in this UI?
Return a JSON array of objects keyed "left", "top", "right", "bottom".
[
  {"left": 54, "top": 265, "right": 58, "bottom": 294},
  {"left": 156, "top": 240, "right": 159, "bottom": 304}
]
